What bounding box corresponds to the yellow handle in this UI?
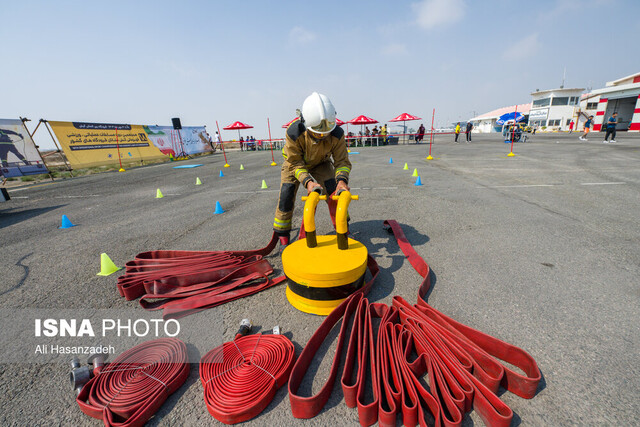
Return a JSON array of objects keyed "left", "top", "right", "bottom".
[
  {"left": 331, "top": 191, "right": 358, "bottom": 235},
  {"left": 301, "top": 192, "right": 326, "bottom": 233}
]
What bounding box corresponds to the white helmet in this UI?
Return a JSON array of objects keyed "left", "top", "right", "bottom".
[{"left": 301, "top": 92, "right": 336, "bottom": 135}]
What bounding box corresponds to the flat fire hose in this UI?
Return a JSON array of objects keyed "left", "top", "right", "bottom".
[
  {"left": 288, "top": 220, "right": 541, "bottom": 427},
  {"left": 116, "top": 233, "right": 284, "bottom": 319},
  {"left": 76, "top": 338, "right": 189, "bottom": 427},
  {"left": 200, "top": 333, "right": 296, "bottom": 424}
]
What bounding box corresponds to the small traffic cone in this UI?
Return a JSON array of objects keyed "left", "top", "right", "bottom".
[
  {"left": 118, "top": 168, "right": 125, "bottom": 172},
  {"left": 219, "top": 170, "right": 224, "bottom": 177},
  {"left": 240, "top": 164, "right": 245, "bottom": 170},
  {"left": 507, "top": 151, "right": 515, "bottom": 157},
  {"left": 195, "top": 177, "right": 202, "bottom": 185},
  {"left": 97, "top": 253, "right": 122, "bottom": 276},
  {"left": 169, "top": 153, "right": 175, "bottom": 161},
  {"left": 59, "top": 214, "right": 76, "bottom": 229},
  {"left": 415, "top": 176, "right": 423, "bottom": 186},
  {"left": 412, "top": 168, "right": 418, "bottom": 177},
  {"left": 270, "top": 161, "right": 277, "bottom": 166},
  {"left": 389, "top": 158, "right": 393, "bottom": 164},
  {"left": 403, "top": 163, "right": 409, "bottom": 170},
  {"left": 214, "top": 201, "right": 225, "bottom": 214},
  {"left": 261, "top": 180, "right": 268, "bottom": 189},
  {"left": 156, "top": 189, "right": 164, "bottom": 198},
  {"left": 224, "top": 163, "right": 230, "bottom": 168},
  {"left": 426, "top": 155, "right": 433, "bottom": 160}
]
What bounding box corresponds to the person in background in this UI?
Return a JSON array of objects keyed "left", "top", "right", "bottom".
[
  {"left": 579, "top": 115, "right": 593, "bottom": 141},
  {"left": 454, "top": 122, "right": 461, "bottom": 143},
  {"left": 603, "top": 112, "right": 618, "bottom": 143},
  {"left": 213, "top": 131, "right": 221, "bottom": 150},
  {"left": 380, "top": 124, "right": 388, "bottom": 144},
  {"left": 465, "top": 121, "right": 473, "bottom": 142},
  {"left": 273, "top": 92, "right": 351, "bottom": 252},
  {"left": 416, "top": 123, "right": 425, "bottom": 143},
  {"left": 568, "top": 120, "right": 574, "bottom": 133},
  {"left": 239, "top": 136, "right": 244, "bottom": 151}
]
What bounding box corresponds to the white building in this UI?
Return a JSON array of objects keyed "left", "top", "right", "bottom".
[
  {"left": 528, "top": 87, "right": 584, "bottom": 131},
  {"left": 577, "top": 72, "right": 640, "bottom": 132},
  {"left": 469, "top": 103, "right": 531, "bottom": 133}
]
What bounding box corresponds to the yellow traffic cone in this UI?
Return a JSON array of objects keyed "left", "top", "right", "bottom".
[
  {"left": 119, "top": 168, "right": 125, "bottom": 172},
  {"left": 97, "top": 253, "right": 122, "bottom": 276},
  {"left": 261, "top": 180, "right": 268, "bottom": 189},
  {"left": 156, "top": 189, "right": 164, "bottom": 198},
  {"left": 507, "top": 152, "right": 515, "bottom": 157},
  {"left": 270, "top": 161, "right": 277, "bottom": 166},
  {"left": 426, "top": 155, "right": 433, "bottom": 160},
  {"left": 403, "top": 163, "right": 409, "bottom": 170},
  {"left": 196, "top": 177, "right": 202, "bottom": 185},
  {"left": 412, "top": 168, "right": 418, "bottom": 177},
  {"left": 240, "top": 164, "right": 245, "bottom": 170},
  {"left": 224, "top": 163, "right": 231, "bottom": 168}
]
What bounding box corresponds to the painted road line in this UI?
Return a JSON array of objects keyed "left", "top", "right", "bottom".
[
  {"left": 477, "top": 184, "right": 557, "bottom": 188},
  {"left": 54, "top": 195, "right": 101, "bottom": 198},
  {"left": 580, "top": 182, "right": 626, "bottom": 186}
]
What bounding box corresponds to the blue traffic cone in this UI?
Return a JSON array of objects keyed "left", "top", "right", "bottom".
[
  {"left": 414, "top": 176, "right": 423, "bottom": 186},
  {"left": 59, "top": 214, "right": 76, "bottom": 229},
  {"left": 214, "top": 201, "right": 225, "bottom": 214},
  {"left": 389, "top": 158, "right": 393, "bottom": 164},
  {"left": 219, "top": 170, "right": 224, "bottom": 177}
]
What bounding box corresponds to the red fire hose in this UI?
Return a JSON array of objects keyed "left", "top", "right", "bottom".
[
  {"left": 116, "top": 234, "right": 282, "bottom": 319},
  {"left": 288, "top": 220, "right": 541, "bottom": 427},
  {"left": 200, "top": 333, "right": 296, "bottom": 424},
  {"left": 76, "top": 338, "right": 190, "bottom": 427}
]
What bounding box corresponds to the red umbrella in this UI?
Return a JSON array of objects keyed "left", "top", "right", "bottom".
[
  {"left": 348, "top": 115, "right": 378, "bottom": 145},
  {"left": 389, "top": 113, "right": 422, "bottom": 143},
  {"left": 223, "top": 121, "right": 253, "bottom": 140}
]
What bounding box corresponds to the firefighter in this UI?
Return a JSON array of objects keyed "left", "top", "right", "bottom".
[{"left": 273, "top": 92, "right": 351, "bottom": 250}]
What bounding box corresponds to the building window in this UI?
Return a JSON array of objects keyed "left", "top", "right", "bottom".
[
  {"left": 566, "top": 119, "right": 572, "bottom": 126},
  {"left": 569, "top": 96, "right": 580, "bottom": 105},
  {"left": 552, "top": 97, "right": 569, "bottom": 106},
  {"left": 548, "top": 119, "right": 561, "bottom": 126},
  {"left": 586, "top": 102, "right": 598, "bottom": 110},
  {"left": 533, "top": 98, "right": 551, "bottom": 107}
]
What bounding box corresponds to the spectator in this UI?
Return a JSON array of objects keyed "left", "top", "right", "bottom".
[
  {"left": 364, "top": 126, "right": 370, "bottom": 136},
  {"left": 568, "top": 120, "right": 574, "bottom": 133},
  {"left": 239, "top": 136, "right": 244, "bottom": 151},
  {"left": 603, "top": 112, "right": 618, "bottom": 143},
  {"left": 454, "top": 122, "right": 461, "bottom": 143},
  {"left": 465, "top": 121, "right": 473, "bottom": 142},
  {"left": 380, "top": 124, "right": 388, "bottom": 144},
  {"left": 415, "top": 124, "right": 425, "bottom": 143},
  {"left": 213, "top": 131, "right": 221, "bottom": 150}
]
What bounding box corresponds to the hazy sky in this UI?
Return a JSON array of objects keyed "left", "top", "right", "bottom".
[{"left": 2, "top": 0, "right": 638, "bottom": 149}]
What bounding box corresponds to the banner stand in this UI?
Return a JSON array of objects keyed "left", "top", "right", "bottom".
[
  {"left": 38, "top": 119, "right": 74, "bottom": 176},
  {"left": 19, "top": 117, "right": 55, "bottom": 181}
]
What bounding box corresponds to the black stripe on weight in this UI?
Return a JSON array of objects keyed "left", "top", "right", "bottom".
[{"left": 287, "top": 275, "right": 365, "bottom": 301}]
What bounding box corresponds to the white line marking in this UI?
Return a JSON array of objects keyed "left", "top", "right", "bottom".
[
  {"left": 580, "top": 182, "right": 626, "bottom": 186},
  {"left": 478, "top": 184, "right": 556, "bottom": 188},
  {"left": 10, "top": 196, "right": 29, "bottom": 199},
  {"left": 54, "top": 195, "right": 101, "bottom": 198},
  {"left": 225, "top": 190, "right": 280, "bottom": 194}
]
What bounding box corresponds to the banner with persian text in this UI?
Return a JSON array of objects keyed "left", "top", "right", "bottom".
[
  {"left": 48, "top": 121, "right": 213, "bottom": 168},
  {"left": 0, "top": 119, "right": 49, "bottom": 178}
]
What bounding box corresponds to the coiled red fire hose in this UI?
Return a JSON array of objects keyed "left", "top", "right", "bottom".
[
  {"left": 288, "top": 220, "right": 541, "bottom": 427},
  {"left": 116, "top": 234, "right": 282, "bottom": 319},
  {"left": 76, "top": 338, "right": 189, "bottom": 427},
  {"left": 200, "top": 333, "right": 296, "bottom": 424}
]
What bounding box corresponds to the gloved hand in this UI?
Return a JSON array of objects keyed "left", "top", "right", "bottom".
[
  {"left": 336, "top": 180, "right": 350, "bottom": 193},
  {"left": 306, "top": 180, "right": 322, "bottom": 194}
]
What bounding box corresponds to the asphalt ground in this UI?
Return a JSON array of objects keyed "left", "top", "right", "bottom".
[{"left": 1, "top": 131, "right": 639, "bottom": 426}]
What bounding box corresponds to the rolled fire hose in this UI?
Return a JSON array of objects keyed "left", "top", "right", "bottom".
[
  {"left": 199, "top": 329, "right": 296, "bottom": 424},
  {"left": 76, "top": 338, "right": 190, "bottom": 427},
  {"left": 288, "top": 220, "right": 541, "bottom": 427}
]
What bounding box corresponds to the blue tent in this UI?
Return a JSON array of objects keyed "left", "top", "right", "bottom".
[{"left": 496, "top": 112, "right": 525, "bottom": 125}]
